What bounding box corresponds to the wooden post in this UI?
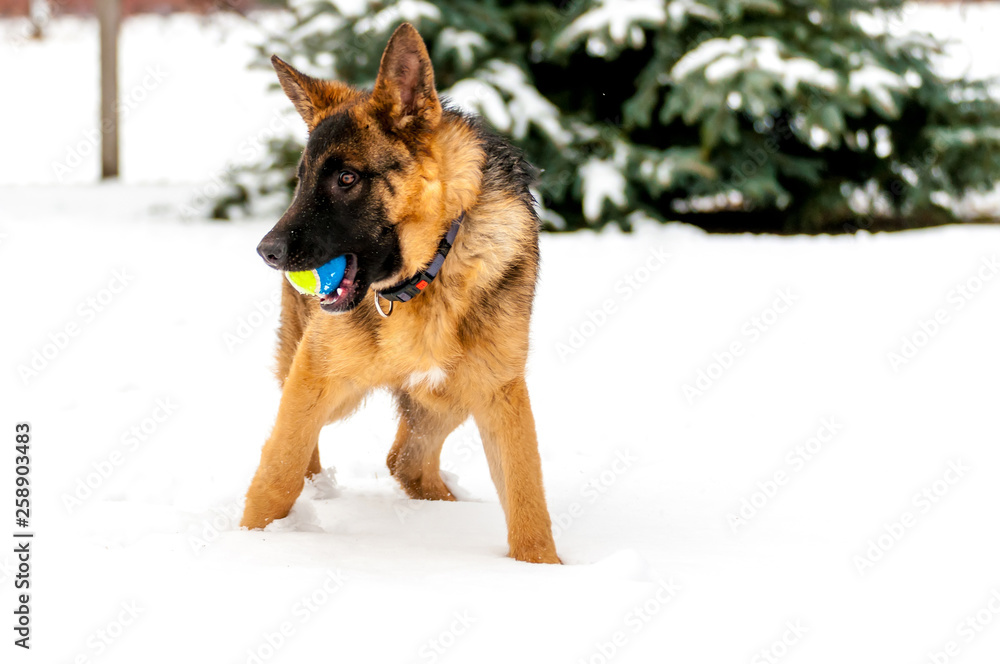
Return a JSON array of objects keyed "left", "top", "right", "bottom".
[
  {"left": 97, "top": 0, "right": 120, "bottom": 179},
  {"left": 27, "top": 0, "right": 49, "bottom": 39}
]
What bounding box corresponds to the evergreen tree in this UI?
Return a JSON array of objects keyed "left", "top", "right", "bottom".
[{"left": 216, "top": 0, "right": 1000, "bottom": 234}]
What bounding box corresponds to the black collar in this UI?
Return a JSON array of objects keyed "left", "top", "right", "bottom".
[{"left": 377, "top": 212, "right": 464, "bottom": 303}]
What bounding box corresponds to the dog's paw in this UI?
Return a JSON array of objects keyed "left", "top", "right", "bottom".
[
  {"left": 508, "top": 540, "right": 561, "bottom": 565},
  {"left": 393, "top": 469, "right": 457, "bottom": 501}
]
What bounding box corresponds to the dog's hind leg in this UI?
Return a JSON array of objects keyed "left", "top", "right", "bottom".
[
  {"left": 474, "top": 377, "right": 560, "bottom": 564},
  {"left": 305, "top": 445, "right": 322, "bottom": 479},
  {"left": 387, "top": 392, "right": 466, "bottom": 501},
  {"left": 242, "top": 346, "right": 363, "bottom": 530}
]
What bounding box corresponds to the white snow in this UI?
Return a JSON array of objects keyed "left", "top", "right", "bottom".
[
  {"left": 0, "top": 13, "right": 298, "bottom": 186},
  {"left": 442, "top": 78, "right": 513, "bottom": 132},
  {"left": 556, "top": 0, "right": 667, "bottom": 49},
  {"left": 674, "top": 36, "right": 839, "bottom": 92},
  {"left": 354, "top": 0, "right": 440, "bottom": 36},
  {"left": 444, "top": 60, "right": 572, "bottom": 147},
  {"left": 437, "top": 27, "right": 486, "bottom": 69},
  {"left": 670, "top": 35, "right": 749, "bottom": 80},
  {"left": 4, "top": 7, "right": 1000, "bottom": 663},
  {"left": 580, "top": 158, "right": 628, "bottom": 221},
  {"left": 556, "top": 0, "right": 722, "bottom": 54},
  {"left": 860, "top": 2, "right": 1000, "bottom": 83},
  {"left": 848, "top": 62, "right": 911, "bottom": 116},
  {"left": 5, "top": 185, "right": 1000, "bottom": 663},
  {"left": 667, "top": 0, "right": 721, "bottom": 25}
]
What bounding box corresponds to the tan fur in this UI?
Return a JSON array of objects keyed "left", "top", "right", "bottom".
[{"left": 241, "top": 24, "right": 559, "bottom": 564}]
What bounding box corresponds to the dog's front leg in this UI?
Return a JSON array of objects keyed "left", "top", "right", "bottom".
[
  {"left": 474, "top": 377, "right": 560, "bottom": 564},
  {"left": 241, "top": 350, "right": 362, "bottom": 530}
]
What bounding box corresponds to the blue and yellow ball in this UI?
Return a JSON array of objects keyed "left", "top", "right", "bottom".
[{"left": 285, "top": 255, "right": 347, "bottom": 297}]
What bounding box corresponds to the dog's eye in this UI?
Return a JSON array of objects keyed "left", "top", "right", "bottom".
[{"left": 337, "top": 171, "right": 358, "bottom": 188}]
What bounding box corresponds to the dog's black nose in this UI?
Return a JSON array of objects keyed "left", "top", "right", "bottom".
[{"left": 257, "top": 234, "right": 287, "bottom": 269}]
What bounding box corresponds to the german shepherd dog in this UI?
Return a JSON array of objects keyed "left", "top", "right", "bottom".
[{"left": 240, "top": 23, "right": 560, "bottom": 564}]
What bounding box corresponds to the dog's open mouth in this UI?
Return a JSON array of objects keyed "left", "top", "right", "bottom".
[{"left": 317, "top": 253, "right": 359, "bottom": 313}]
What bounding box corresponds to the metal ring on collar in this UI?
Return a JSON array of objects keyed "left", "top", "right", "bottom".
[{"left": 374, "top": 291, "right": 393, "bottom": 318}]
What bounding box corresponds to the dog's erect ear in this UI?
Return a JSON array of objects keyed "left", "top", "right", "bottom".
[
  {"left": 271, "top": 55, "right": 353, "bottom": 129},
  {"left": 372, "top": 23, "right": 442, "bottom": 136}
]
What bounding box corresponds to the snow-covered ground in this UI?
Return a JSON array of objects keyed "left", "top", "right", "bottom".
[
  {"left": 3, "top": 5, "right": 1000, "bottom": 664},
  {"left": 5, "top": 186, "right": 1000, "bottom": 663}
]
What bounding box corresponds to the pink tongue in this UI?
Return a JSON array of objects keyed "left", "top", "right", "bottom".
[{"left": 319, "top": 269, "right": 355, "bottom": 305}]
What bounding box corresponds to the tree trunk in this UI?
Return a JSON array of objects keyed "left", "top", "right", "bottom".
[
  {"left": 27, "top": 0, "right": 50, "bottom": 39},
  {"left": 97, "top": 0, "right": 120, "bottom": 180}
]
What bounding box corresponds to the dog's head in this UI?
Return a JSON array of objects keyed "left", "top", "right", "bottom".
[{"left": 257, "top": 23, "right": 478, "bottom": 314}]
